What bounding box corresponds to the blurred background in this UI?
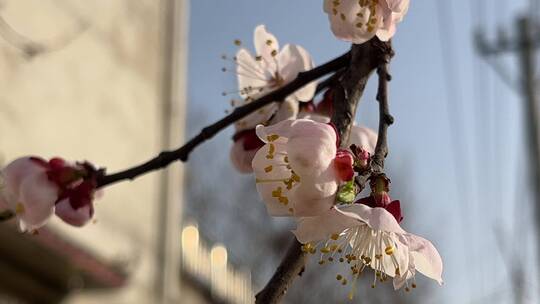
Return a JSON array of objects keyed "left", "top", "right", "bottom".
[{"left": 0, "top": 0, "right": 539, "bottom": 303}]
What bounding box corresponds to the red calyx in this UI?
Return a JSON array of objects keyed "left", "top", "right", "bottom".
[
  {"left": 357, "top": 195, "right": 403, "bottom": 223},
  {"left": 232, "top": 129, "right": 265, "bottom": 151},
  {"left": 334, "top": 149, "right": 355, "bottom": 182}
]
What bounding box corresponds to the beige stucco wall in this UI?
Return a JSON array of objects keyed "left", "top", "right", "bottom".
[{"left": 0, "top": 0, "right": 187, "bottom": 303}]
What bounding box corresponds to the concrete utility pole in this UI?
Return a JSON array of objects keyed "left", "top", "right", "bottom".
[{"left": 475, "top": 13, "right": 540, "bottom": 303}]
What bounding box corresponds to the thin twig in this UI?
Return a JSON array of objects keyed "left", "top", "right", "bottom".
[
  {"left": 96, "top": 51, "right": 350, "bottom": 188},
  {"left": 371, "top": 62, "right": 394, "bottom": 173},
  {"left": 255, "top": 38, "right": 393, "bottom": 304}
]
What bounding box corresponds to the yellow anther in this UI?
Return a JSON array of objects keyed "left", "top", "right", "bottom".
[
  {"left": 340, "top": 13, "right": 346, "bottom": 21},
  {"left": 332, "top": 8, "right": 338, "bottom": 15},
  {"left": 339, "top": 257, "right": 344, "bottom": 263},
  {"left": 320, "top": 247, "right": 331, "bottom": 254},
  {"left": 271, "top": 187, "right": 282, "bottom": 197},
  {"left": 264, "top": 165, "right": 273, "bottom": 173},
  {"left": 395, "top": 267, "right": 401, "bottom": 276},
  {"left": 375, "top": 254, "right": 383, "bottom": 259},
  {"left": 284, "top": 156, "right": 289, "bottom": 163},
  {"left": 371, "top": 284, "right": 375, "bottom": 289},
  {"left": 309, "top": 248, "right": 316, "bottom": 254},
  {"left": 318, "top": 260, "right": 325, "bottom": 265},
  {"left": 288, "top": 208, "right": 294, "bottom": 213},
  {"left": 412, "top": 283, "right": 417, "bottom": 288},
  {"left": 271, "top": 50, "right": 277, "bottom": 57},
  {"left": 255, "top": 55, "right": 262, "bottom": 61},
  {"left": 267, "top": 134, "right": 279, "bottom": 142},
  {"left": 330, "top": 244, "right": 338, "bottom": 251},
  {"left": 266, "top": 39, "right": 273, "bottom": 45},
  {"left": 328, "top": 257, "right": 334, "bottom": 262},
  {"left": 234, "top": 39, "right": 241, "bottom": 46},
  {"left": 356, "top": 22, "right": 363, "bottom": 28},
  {"left": 385, "top": 245, "right": 395, "bottom": 255},
  {"left": 330, "top": 233, "right": 340, "bottom": 240},
  {"left": 268, "top": 144, "right": 275, "bottom": 154},
  {"left": 342, "top": 279, "right": 347, "bottom": 285},
  {"left": 405, "top": 287, "right": 410, "bottom": 292},
  {"left": 15, "top": 203, "right": 25, "bottom": 215},
  {"left": 336, "top": 274, "right": 343, "bottom": 280},
  {"left": 278, "top": 197, "right": 289, "bottom": 205},
  {"left": 291, "top": 172, "right": 301, "bottom": 182}
]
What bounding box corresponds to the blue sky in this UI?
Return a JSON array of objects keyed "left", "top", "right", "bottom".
[{"left": 186, "top": 1, "right": 537, "bottom": 303}]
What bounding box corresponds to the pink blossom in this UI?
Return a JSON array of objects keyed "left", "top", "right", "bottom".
[
  {"left": 323, "top": 0, "right": 410, "bottom": 44},
  {"left": 293, "top": 203, "right": 442, "bottom": 291},
  {"left": 252, "top": 119, "right": 341, "bottom": 216},
  {"left": 229, "top": 25, "right": 317, "bottom": 173},
  {"left": 0, "top": 156, "right": 99, "bottom": 231}
]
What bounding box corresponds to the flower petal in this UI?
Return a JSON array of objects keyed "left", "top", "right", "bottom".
[
  {"left": 17, "top": 171, "right": 57, "bottom": 231},
  {"left": 400, "top": 233, "right": 443, "bottom": 284},
  {"left": 254, "top": 25, "right": 279, "bottom": 69},
  {"left": 55, "top": 198, "right": 93, "bottom": 227},
  {"left": 293, "top": 207, "right": 364, "bottom": 243},
  {"left": 347, "top": 125, "right": 377, "bottom": 154},
  {"left": 337, "top": 204, "right": 406, "bottom": 234},
  {"left": 235, "top": 48, "right": 269, "bottom": 99}
]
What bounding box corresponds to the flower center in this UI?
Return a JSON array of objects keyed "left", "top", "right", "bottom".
[{"left": 303, "top": 224, "right": 403, "bottom": 299}]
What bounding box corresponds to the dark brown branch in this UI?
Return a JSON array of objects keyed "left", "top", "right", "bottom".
[
  {"left": 371, "top": 62, "right": 393, "bottom": 173},
  {"left": 255, "top": 38, "right": 393, "bottom": 304},
  {"left": 96, "top": 52, "right": 350, "bottom": 188}
]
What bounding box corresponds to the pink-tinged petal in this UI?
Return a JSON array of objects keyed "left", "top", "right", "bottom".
[
  {"left": 252, "top": 143, "right": 292, "bottom": 216},
  {"left": 55, "top": 198, "right": 93, "bottom": 227},
  {"left": 270, "top": 98, "right": 299, "bottom": 124},
  {"left": 290, "top": 45, "right": 316, "bottom": 102},
  {"left": 347, "top": 125, "right": 377, "bottom": 154},
  {"left": 235, "top": 48, "right": 269, "bottom": 99},
  {"left": 297, "top": 112, "right": 331, "bottom": 123},
  {"left": 255, "top": 119, "right": 295, "bottom": 144},
  {"left": 17, "top": 172, "right": 57, "bottom": 231},
  {"left": 386, "top": 0, "right": 409, "bottom": 14},
  {"left": 400, "top": 234, "right": 444, "bottom": 285},
  {"left": 2, "top": 157, "right": 47, "bottom": 201},
  {"left": 230, "top": 140, "right": 258, "bottom": 174},
  {"left": 234, "top": 102, "right": 278, "bottom": 132},
  {"left": 293, "top": 207, "right": 365, "bottom": 243},
  {"left": 254, "top": 25, "right": 280, "bottom": 70},
  {"left": 286, "top": 120, "right": 337, "bottom": 178},
  {"left": 337, "top": 204, "right": 406, "bottom": 234},
  {"left": 291, "top": 170, "right": 337, "bottom": 217}
]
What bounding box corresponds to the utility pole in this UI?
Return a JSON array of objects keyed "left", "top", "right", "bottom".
[{"left": 475, "top": 14, "right": 540, "bottom": 303}]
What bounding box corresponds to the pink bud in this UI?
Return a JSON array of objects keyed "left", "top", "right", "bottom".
[{"left": 334, "top": 149, "right": 355, "bottom": 181}]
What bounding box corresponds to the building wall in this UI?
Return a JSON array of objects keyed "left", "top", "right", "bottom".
[{"left": 0, "top": 0, "right": 187, "bottom": 303}]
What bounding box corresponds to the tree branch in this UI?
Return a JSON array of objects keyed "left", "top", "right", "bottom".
[
  {"left": 255, "top": 38, "right": 393, "bottom": 304},
  {"left": 96, "top": 51, "right": 350, "bottom": 188}
]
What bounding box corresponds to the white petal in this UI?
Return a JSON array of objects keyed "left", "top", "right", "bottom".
[
  {"left": 55, "top": 198, "right": 93, "bottom": 227},
  {"left": 252, "top": 143, "right": 293, "bottom": 216},
  {"left": 2, "top": 157, "right": 46, "bottom": 205},
  {"left": 234, "top": 102, "right": 278, "bottom": 132},
  {"left": 324, "top": 0, "right": 379, "bottom": 44},
  {"left": 236, "top": 48, "right": 269, "bottom": 99},
  {"left": 270, "top": 98, "right": 299, "bottom": 124},
  {"left": 401, "top": 233, "right": 444, "bottom": 284},
  {"left": 290, "top": 45, "right": 317, "bottom": 102},
  {"left": 293, "top": 207, "right": 363, "bottom": 243},
  {"left": 347, "top": 125, "right": 377, "bottom": 153},
  {"left": 254, "top": 25, "right": 279, "bottom": 70},
  {"left": 337, "top": 204, "right": 406, "bottom": 234},
  {"left": 18, "top": 172, "right": 57, "bottom": 231}
]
